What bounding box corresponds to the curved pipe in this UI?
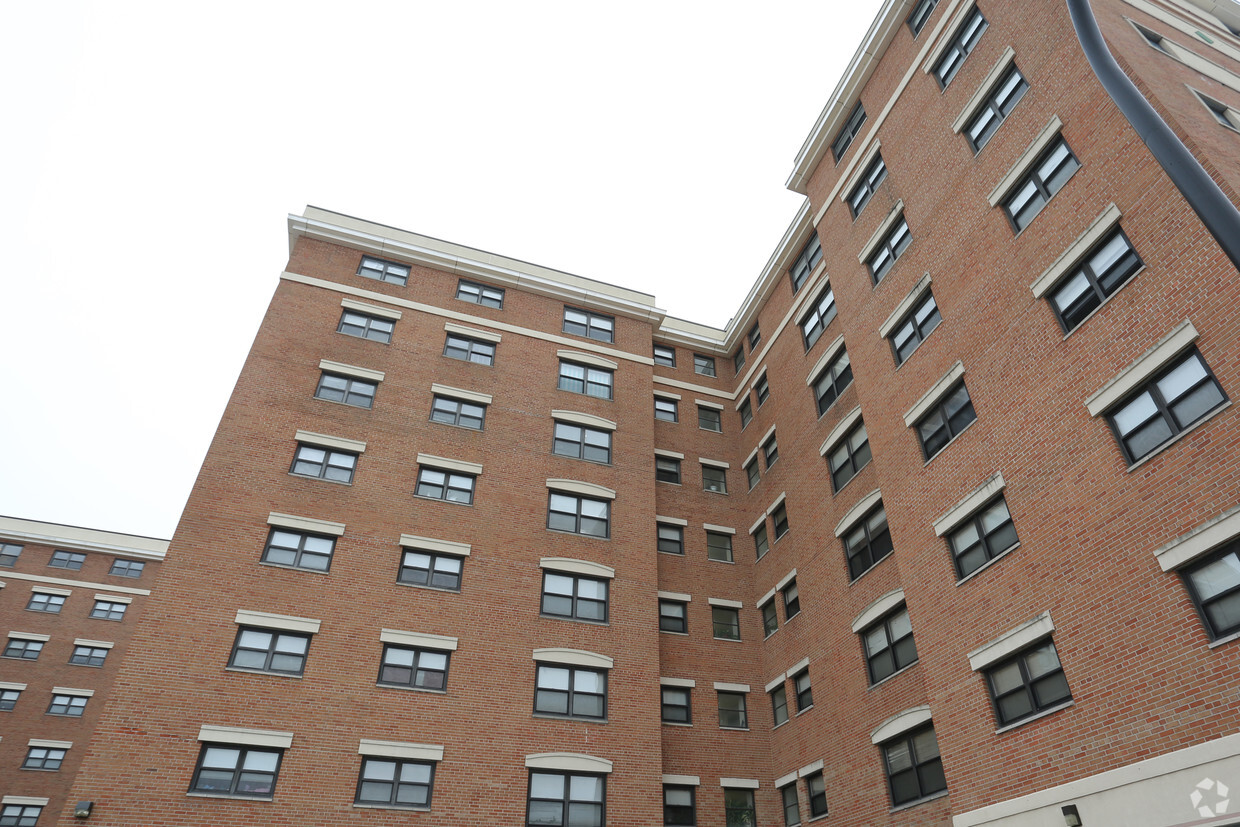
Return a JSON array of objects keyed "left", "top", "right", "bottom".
[{"left": 1066, "top": 0, "right": 1240, "bottom": 273}]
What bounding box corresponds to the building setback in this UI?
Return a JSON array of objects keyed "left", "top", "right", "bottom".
[{"left": 50, "top": 0, "right": 1240, "bottom": 824}]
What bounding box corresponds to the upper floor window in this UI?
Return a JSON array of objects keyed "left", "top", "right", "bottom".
[
  {"left": 891, "top": 292, "right": 941, "bottom": 364},
  {"left": 792, "top": 667, "right": 813, "bottom": 710},
  {"left": 934, "top": 7, "right": 988, "bottom": 86},
  {"left": 291, "top": 443, "right": 357, "bottom": 484},
  {"left": 844, "top": 503, "right": 894, "bottom": 581},
  {"left": 3, "top": 637, "right": 43, "bottom": 660},
  {"left": 867, "top": 216, "right": 911, "bottom": 284},
  {"left": 966, "top": 66, "right": 1028, "bottom": 152},
  {"left": 664, "top": 784, "right": 696, "bottom": 825},
  {"left": 707, "top": 531, "right": 733, "bottom": 562},
  {"left": 703, "top": 465, "right": 728, "bottom": 494},
  {"left": 724, "top": 789, "right": 757, "bottom": 824},
  {"left": 781, "top": 783, "right": 801, "bottom": 826},
  {"left": 28, "top": 590, "right": 66, "bottom": 613},
  {"left": 772, "top": 504, "right": 790, "bottom": 540},
  {"left": 712, "top": 606, "right": 741, "bottom": 640},
  {"left": 763, "top": 432, "right": 779, "bottom": 469},
  {"left": 761, "top": 600, "right": 778, "bottom": 636},
  {"left": 356, "top": 756, "right": 435, "bottom": 809},
  {"left": 109, "top": 559, "right": 146, "bottom": 578},
  {"left": 916, "top": 381, "right": 977, "bottom": 460},
  {"left": 654, "top": 345, "right": 676, "bottom": 367},
  {"left": 535, "top": 664, "right": 606, "bottom": 720},
  {"left": 754, "top": 375, "right": 771, "bottom": 407},
  {"left": 432, "top": 395, "right": 486, "bottom": 430},
  {"left": 527, "top": 772, "right": 605, "bottom": 826},
  {"left": 563, "top": 307, "right": 615, "bottom": 343},
  {"left": 747, "top": 323, "right": 762, "bottom": 351},
  {"left": 1004, "top": 136, "right": 1080, "bottom": 232},
  {"left": 50, "top": 550, "right": 86, "bottom": 570},
  {"left": 800, "top": 287, "right": 837, "bottom": 350},
  {"left": 739, "top": 397, "right": 753, "bottom": 429},
  {"left": 71, "top": 644, "right": 111, "bottom": 667},
  {"left": 662, "top": 686, "right": 691, "bottom": 724},
  {"left": 882, "top": 725, "right": 946, "bottom": 806},
  {"left": 23, "top": 744, "right": 67, "bottom": 770},
  {"left": 831, "top": 102, "right": 867, "bottom": 162},
  {"left": 379, "top": 644, "right": 450, "bottom": 691},
  {"left": 754, "top": 524, "right": 770, "bottom": 560},
  {"left": 358, "top": 255, "right": 409, "bottom": 286},
  {"left": 399, "top": 548, "right": 464, "bottom": 592},
  {"left": 659, "top": 599, "right": 688, "bottom": 633},
  {"left": 863, "top": 605, "right": 918, "bottom": 683},
  {"left": 828, "top": 420, "right": 871, "bottom": 492},
  {"left": 456, "top": 278, "right": 504, "bottom": 308},
  {"left": 771, "top": 683, "right": 789, "bottom": 726},
  {"left": 656, "top": 457, "right": 682, "bottom": 485},
  {"left": 733, "top": 348, "right": 746, "bottom": 375},
  {"left": 338, "top": 310, "right": 394, "bottom": 343},
  {"left": 698, "top": 405, "right": 723, "bottom": 432},
  {"left": 790, "top": 233, "right": 823, "bottom": 293},
  {"left": 415, "top": 466, "right": 476, "bottom": 505},
  {"left": 694, "top": 354, "right": 717, "bottom": 377},
  {"left": 783, "top": 580, "right": 801, "bottom": 619},
  {"left": 718, "top": 691, "right": 748, "bottom": 729},
  {"left": 48, "top": 692, "right": 89, "bottom": 716},
  {"left": 230, "top": 628, "right": 310, "bottom": 676},
  {"left": 950, "top": 497, "right": 1018, "bottom": 579},
  {"left": 1106, "top": 349, "right": 1226, "bottom": 464},
  {"left": 91, "top": 599, "right": 128, "bottom": 621},
  {"left": 316, "top": 372, "right": 376, "bottom": 409},
  {"left": 0, "top": 543, "right": 20, "bottom": 567},
  {"left": 548, "top": 493, "right": 610, "bottom": 539},
  {"left": 657, "top": 524, "right": 684, "bottom": 555},
  {"left": 264, "top": 528, "right": 335, "bottom": 573},
  {"left": 655, "top": 398, "right": 678, "bottom": 422},
  {"left": 553, "top": 422, "right": 612, "bottom": 464},
  {"left": 814, "top": 348, "right": 853, "bottom": 416},
  {"left": 1049, "top": 229, "right": 1143, "bottom": 332},
  {"left": 0, "top": 805, "right": 43, "bottom": 825},
  {"left": 848, "top": 155, "right": 888, "bottom": 217},
  {"left": 1183, "top": 541, "right": 1240, "bottom": 640},
  {"left": 745, "top": 456, "right": 760, "bottom": 490},
  {"left": 908, "top": 0, "right": 939, "bottom": 34},
  {"left": 444, "top": 334, "right": 495, "bottom": 366},
  {"left": 191, "top": 743, "right": 283, "bottom": 798},
  {"left": 559, "top": 361, "right": 613, "bottom": 399},
  {"left": 542, "top": 571, "right": 608, "bottom": 623},
  {"left": 805, "top": 772, "right": 828, "bottom": 818},
  {"left": 986, "top": 639, "right": 1072, "bottom": 726}
]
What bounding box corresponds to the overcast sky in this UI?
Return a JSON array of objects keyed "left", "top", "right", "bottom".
[{"left": 0, "top": 1, "right": 885, "bottom": 539}]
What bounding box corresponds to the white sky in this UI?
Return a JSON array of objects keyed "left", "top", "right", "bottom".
[{"left": 0, "top": 1, "right": 884, "bottom": 538}]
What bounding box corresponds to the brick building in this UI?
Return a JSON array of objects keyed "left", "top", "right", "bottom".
[
  {"left": 47, "top": 0, "right": 1240, "bottom": 824},
  {"left": 0, "top": 517, "right": 166, "bottom": 825}
]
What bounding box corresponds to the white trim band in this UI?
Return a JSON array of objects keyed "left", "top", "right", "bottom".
[
  {"left": 953, "top": 46, "right": 1017, "bottom": 133},
  {"left": 720, "top": 778, "right": 760, "bottom": 789},
  {"left": 445, "top": 321, "right": 501, "bottom": 343},
  {"left": 400, "top": 535, "right": 471, "bottom": 556},
  {"left": 1154, "top": 505, "right": 1240, "bottom": 572},
  {"left": 432, "top": 383, "right": 493, "bottom": 405},
  {"left": 660, "top": 677, "right": 697, "bottom": 688},
  {"left": 836, "top": 489, "right": 883, "bottom": 537},
  {"left": 1084, "top": 320, "right": 1198, "bottom": 416},
  {"left": 820, "top": 406, "right": 863, "bottom": 457},
  {"left": 416, "top": 453, "right": 482, "bottom": 475},
  {"left": 197, "top": 725, "right": 294, "bottom": 749},
  {"left": 319, "top": 359, "right": 384, "bottom": 382},
  {"left": 903, "top": 361, "right": 966, "bottom": 427},
  {"left": 540, "top": 558, "right": 616, "bottom": 579},
  {"left": 967, "top": 612, "right": 1055, "bottom": 671},
  {"left": 663, "top": 774, "right": 701, "bottom": 786},
  {"left": 341, "top": 298, "right": 402, "bottom": 320},
  {"left": 546, "top": 479, "right": 617, "bottom": 500},
  {"left": 268, "top": 512, "right": 346, "bottom": 537},
  {"left": 879, "top": 273, "right": 933, "bottom": 339},
  {"left": 532, "top": 648, "right": 613, "bottom": 669},
  {"left": 380, "top": 629, "right": 458, "bottom": 651},
  {"left": 703, "top": 524, "right": 736, "bottom": 535},
  {"left": 714, "top": 682, "right": 751, "bottom": 693},
  {"left": 235, "top": 610, "right": 321, "bottom": 635},
  {"left": 933, "top": 473, "right": 1006, "bottom": 537},
  {"left": 871, "top": 705, "right": 933, "bottom": 744},
  {"left": 558, "top": 350, "right": 618, "bottom": 370},
  {"left": 852, "top": 589, "right": 907, "bottom": 633},
  {"left": 525, "top": 753, "right": 613, "bottom": 773},
  {"left": 295, "top": 429, "right": 366, "bottom": 454},
  {"left": 988, "top": 116, "right": 1064, "bottom": 206},
  {"left": 708, "top": 598, "right": 743, "bottom": 609},
  {"left": 358, "top": 739, "right": 444, "bottom": 762},
  {"left": 552, "top": 410, "right": 617, "bottom": 431},
  {"left": 857, "top": 200, "right": 906, "bottom": 264},
  {"left": 1030, "top": 204, "right": 1123, "bottom": 298}
]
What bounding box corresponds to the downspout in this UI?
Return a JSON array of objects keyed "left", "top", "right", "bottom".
[{"left": 1066, "top": 0, "right": 1240, "bottom": 273}]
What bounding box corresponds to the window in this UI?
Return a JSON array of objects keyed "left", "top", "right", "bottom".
[
  {"left": 908, "top": 0, "right": 939, "bottom": 34},
  {"left": 718, "top": 692, "right": 748, "bottom": 729},
  {"left": 109, "top": 559, "right": 145, "bottom": 578},
  {"left": 987, "top": 639, "right": 1072, "bottom": 726},
  {"left": 398, "top": 549, "right": 464, "bottom": 592},
  {"left": 542, "top": 571, "right": 608, "bottom": 622},
  {"left": 1049, "top": 229, "right": 1143, "bottom": 332},
  {"left": 712, "top": 606, "right": 741, "bottom": 640},
  {"left": 659, "top": 600, "right": 688, "bottom": 634},
  {"left": 547, "top": 493, "right": 610, "bottom": 538},
  {"left": 559, "top": 361, "right": 614, "bottom": 399},
  {"left": 456, "top": 278, "right": 504, "bottom": 308},
  {"left": 754, "top": 375, "right": 771, "bottom": 407},
  {"left": 790, "top": 233, "right": 823, "bottom": 293},
  {"left": 432, "top": 395, "right": 486, "bottom": 430},
  {"left": 805, "top": 772, "right": 828, "bottom": 818},
  {"left": 191, "top": 743, "right": 283, "bottom": 798},
  {"left": 848, "top": 154, "right": 888, "bottom": 217},
  {"left": 748, "top": 323, "right": 762, "bottom": 351},
  {"left": 763, "top": 433, "right": 779, "bottom": 468},
  {"left": 950, "top": 497, "right": 1018, "bottom": 578},
  {"left": 661, "top": 687, "right": 691, "bottom": 724},
  {"left": 553, "top": 422, "right": 611, "bottom": 464},
  {"left": 48, "top": 693, "right": 88, "bottom": 716},
  {"left": 733, "top": 348, "right": 746, "bottom": 374},
  {"left": 1107, "top": 349, "right": 1227, "bottom": 463},
  {"left": 761, "top": 601, "right": 779, "bottom": 636},
  {"left": 27, "top": 592, "right": 65, "bottom": 614},
  {"left": 49, "top": 550, "right": 85, "bottom": 570},
  {"left": 814, "top": 348, "right": 853, "bottom": 415},
  {"left": 656, "top": 457, "right": 682, "bottom": 484},
  {"left": 535, "top": 664, "right": 606, "bottom": 719},
  {"left": 263, "top": 529, "right": 335, "bottom": 573},
  {"left": 0, "top": 805, "right": 42, "bottom": 826},
  {"left": 1202, "top": 93, "right": 1240, "bottom": 131},
  {"left": 563, "top": 307, "right": 615, "bottom": 343},
  {"left": 739, "top": 398, "right": 753, "bottom": 429},
  {"left": 781, "top": 784, "right": 801, "bottom": 826},
  {"left": 415, "top": 467, "right": 475, "bottom": 504},
  {"left": 70, "top": 644, "right": 110, "bottom": 667},
  {"left": 934, "top": 7, "right": 988, "bottom": 86},
  {"left": 745, "top": 457, "right": 760, "bottom": 490},
  {"left": 916, "top": 382, "right": 977, "bottom": 459},
  {"left": 800, "top": 287, "right": 837, "bottom": 350},
  {"left": 891, "top": 292, "right": 941, "bottom": 364},
  {"left": 338, "top": 309, "right": 394, "bottom": 343},
  {"left": 1136, "top": 23, "right": 1170, "bottom": 53},
  {"left": 655, "top": 398, "right": 679, "bottom": 422},
  {"left": 863, "top": 605, "right": 919, "bottom": 684},
  {"left": 772, "top": 504, "right": 790, "bottom": 540},
  {"left": 1183, "top": 541, "right": 1240, "bottom": 639},
  {"left": 0, "top": 688, "right": 21, "bottom": 710},
  {"left": 828, "top": 421, "right": 872, "bottom": 492},
  {"left": 358, "top": 255, "right": 409, "bottom": 286},
  {"left": 793, "top": 668, "right": 813, "bottom": 711},
  {"left": 664, "top": 784, "right": 696, "bottom": 826},
  {"left": 3, "top": 639, "right": 43, "bottom": 660},
  {"left": 0, "top": 543, "right": 20, "bottom": 567},
  {"left": 291, "top": 443, "right": 357, "bottom": 483},
  {"left": 24, "top": 745, "right": 66, "bottom": 770},
  {"left": 379, "top": 644, "right": 450, "bottom": 691},
  {"left": 831, "top": 101, "right": 867, "bottom": 161},
  {"left": 658, "top": 524, "right": 684, "bottom": 555},
  {"left": 771, "top": 684, "right": 789, "bottom": 726},
  {"left": 316, "top": 373, "right": 377, "bottom": 409},
  {"left": 654, "top": 345, "right": 677, "bottom": 367},
  {"left": 526, "top": 772, "right": 604, "bottom": 827},
  {"left": 444, "top": 334, "right": 495, "bottom": 366},
  {"left": 882, "top": 725, "right": 947, "bottom": 806},
  {"left": 1004, "top": 137, "right": 1080, "bottom": 232},
  {"left": 966, "top": 66, "right": 1028, "bottom": 152},
  {"left": 845, "top": 504, "right": 894, "bottom": 580},
  {"left": 91, "top": 599, "right": 128, "bottom": 620},
  {"left": 694, "top": 354, "right": 716, "bottom": 377},
  {"left": 754, "top": 524, "right": 770, "bottom": 560},
  {"left": 703, "top": 466, "right": 728, "bottom": 494},
  {"left": 707, "top": 532, "right": 734, "bottom": 562},
  {"left": 355, "top": 757, "right": 435, "bottom": 809},
  {"left": 867, "top": 216, "right": 911, "bottom": 283},
  {"left": 783, "top": 580, "right": 801, "bottom": 619},
  {"left": 229, "top": 628, "right": 310, "bottom": 676},
  {"left": 698, "top": 406, "right": 722, "bottom": 432}
]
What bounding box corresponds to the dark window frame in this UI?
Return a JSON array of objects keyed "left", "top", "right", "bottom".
[
  {"left": 358, "top": 255, "right": 409, "bottom": 286},
  {"left": 805, "top": 771, "right": 828, "bottom": 818},
  {"left": 733, "top": 348, "right": 746, "bottom": 375},
  {"left": 415, "top": 467, "right": 476, "bottom": 505},
  {"left": 739, "top": 397, "right": 753, "bottom": 429},
  {"left": 661, "top": 686, "right": 692, "bottom": 724},
  {"left": 0, "top": 543, "right": 21, "bottom": 567},
  {"left": 748, "top": 323, "right": 762, "bottom": 351},
  {"left": 985, "top": 639, "right": 1073, "bottom": 727},
  {"left": 90, "top": 599, "right": 128, "bottom": 621},
  {"left": 754, "top": 375, "right": 771, "bottom": 407},
  {"left": 547, "top": 492, "right": 611, "bottom": 539},
  {"left": 781, "top": 783, "right": 801, "bottom": 826},
  {"left": 848, "top": 155, "right": 888, "bottom": 217},
  {"left": 563, "top": 306, "right": 616, "bottom": 343},
  {"left": 965, "top": 65, "right": 1029, "bottom": 153},
  {"left": 771, "top": 683, "right": 789, "bottom": 726},
  {"left": 694, "top": 354, "right": 717, "bottom": 377},
  {"left": 800, "top": 286, "right": 837, "bottom": 350},
  {"left": 754, "top": 524, "right": 770, "bottom": 560},
  {"left": 790, "top": 233, "right": 823, "bottom": 293},
  {"left": 698, "top": 405, "right": 723, "bottom": 432},
  {"left": 558, "top": 360, "right": 614, "bottom": 400},
  {"left": 534, "top": 663, "right": 608, "bottom": 720},
  {"left": 49, "top": 550, "right": 85, "bottom": 570},
  {"left": 814, "top": 347, "right": 854, "bottom": 416},
  {"left": 831, "top": 102, "right": 867, "bottom": 162},
  {"left": 915, "top": 381, "right": 978, "bottom": 460},
  {"left": 763, "top": 433, "right": 779, "bottom": 469},
  {"left": 793, "top": 668, "right": 813, "bottom": 711},
  {"left": 315, "top": 372, "right": 377, "bottom": 409},
  {"left": 772, "top": 504, "right": 790, "bottom": 540},
  {"left": 338, "top": 309, "right": 395, "bottom": 343},
  {"left": 263, "top": 528, "right": 335, "bottom": 573},
  {"left": 881, "top": 724, "right": 946, "bottom": 807},
  {"left": 47, "top": 693, "right": 89, "bottom": 716},
  {"left": 2, "top": 638, "right": 43, "bottom": 660},
  {"left": 378, "top": 643, "right": 451, "bottom": 691},
  {"left": 1183, "top": 540, "right": 1240, "bottom": 640},
  {"left": 712, "top": 606, "right": 741, "bottom": 640},
  {"left": 659, "top": 599, "right": 688, "bottom": 634},
  {"left": 862, "top": 604, "right": 919, "bottom": 684},
  {"left": 934, "top": 6, "right": 988, "bottom": 87},
  {"left": 431, "top": 395, "right": 487, "bottom": 430},
  {"left": 718, "top": 691, "right": 748, "bottom": 729},
  {"left": 1003, "top": 136, "right": 1081, "bottom": 233},
  {"left": 867, "top": 216, "right": 912, "bottom": 284},
  {"left": 844, "top": 503, "right": 894, "bottom": 581},
  {"left": 23, "top": 744, "right": 67, "bottom": 770},
  {"left": 949, "top": 497, "right": 1019, "bottom": 579},
  {"left": 443, "top": 333, "right": 496, "bottom": 366},
  {"left": 354, "top": 756, "right": 436, "bottom": 809},
  {"left": 761, "top": 601, "right": 779, "bottom": 637},
  {"left": 398, "top": 548, "right": 464, "bottom": 592},
  {"left": 658, "top": 524, "right": 685, "bottom": 555},
  {"left": 1105, "top": 349, "right": 1227, "bottom": 464},
  {"left": 228, "top": 627, "right": 311, "bottom": 676},
  {"left": 664, "top": 783, "right": 696, "bottom": 826},
  {"left": 189, "top": 743, "right": 283, "bottom": 799},
  {"left": 707, "top": 531, "right": 734, "bottom": 562},
  {"left": 656, "top": 457, "right": 682, "bottom": 485},
  {"left": 0, "top": 687, "right": 22, "bottom": 710},
  {"left": 0, "top": 804, "right": 43, "bottom": 826},
  {"left": 890, "top": 292, "right": 942, "bottom": 364},
  {"left": 782, "top": 580, "right": 801, "bottom": 619},
  {"left": 908, "top": 0, "right": 939, "bottom": 34},
  {"left": 455, "top": 278, "right": 505, "bottom": 308},
  {"left": 541, "top": 570, "right": 609, "bottom": 623},
  {"left": 654, "top": 344, "right": 677, "bottom": 367},
  {"left": 655, "top": 398, "right": 679, "bottom": 422},
  {"left": 828, "top": 420, "right": 871, "bottom": 492},
  {"left": 109, "top": 559, "right": 146, "bottom": 578},
  {"left": 1048, "top": 228, "right": 1143, "bottom": 333},
  {"left": 27, "top": 591, "right": 65, "bottom": 613},
  {"left": 526, "top": 771, "right": 605, "bottom": 827},
  {"left": 290, "top": 442, "right": 357, "bottom": 484},
  {"left": 552, "top": 421, "right": 612, "bottom": 464},
  {"left": 70, "top": 644, "right": 110, "bottom": 667},
  {"left": 703, "top": 465, "right": 728, "bottom": 494}
]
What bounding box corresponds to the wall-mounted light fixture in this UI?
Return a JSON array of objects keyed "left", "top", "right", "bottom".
[
  {"left": 74, "top": 801, "right": 93, "bottom": 819},
  {"left": 1062, "top": 804, "right": 1082, "bottom": 827}
]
